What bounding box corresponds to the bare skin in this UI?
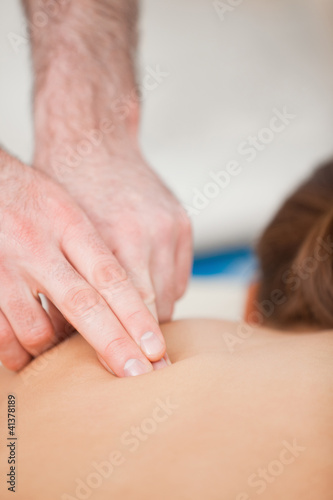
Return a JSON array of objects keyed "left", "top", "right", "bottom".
[
  {"left": 0, "top": 0, "right": 192, "bottom": 374},
  {"left": 25, "top": 0, "right": 192, "bottom": 332},
  {"left": 0, "top": 319, "right": 332, "bottom": 500},
  {"left": 0, "top": 150, "right": 167, "bottom": 376}
]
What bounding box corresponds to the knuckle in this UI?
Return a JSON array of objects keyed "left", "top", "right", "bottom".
[
  {"left": 65, "top": 286, "right": 105, "bottom": 320},
  {"left": 0, "top": 327, "right": 13, "bottom": 345},
  {"left": 140, "top": 287, "right": 156, "bottom": 304},
  {"left": 66, "top": 208, "right": 86, "bottom": 229},
  {"left": 7, "top": 297, "right": 37, "bottom": 328},
  {"left": 21, "top": 324, "right": 52, "bottom": 352},
  {"left": 59, "top": 207, "right": 88, "bottom": 240},
  {"left": 48, "top": 261, "right": 78, "bottom": 287},
  {"left": 9, "top": 216, "right": 42, "bottom": 255},
  {"left": 102, "top": 336, "right": 130, "bottom": 360},
  {"left": 53, "top": 194, "right": 81, "bottom": 221},
  {"left": 93, "top": 260, "right": 128, "bottom": 290},
  {"left": 86, "top": 233, "right": 109, "bottom": 254},
  {"left": 131, "top": 276, "right": 155, "bottom": 304},
  {"left": 127, "top": 268, "right": 155, "bottom": 303}
]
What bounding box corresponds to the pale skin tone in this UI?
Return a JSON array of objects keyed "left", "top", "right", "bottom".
[
  {"left": 1, "top": 3, "right": 331, "bottom": 496},
  {"left": 0, "top": 0, "right": 192, "bottom": 375},
  {"left": 0, "top": 319, "right": 332, "bottom": 499}
]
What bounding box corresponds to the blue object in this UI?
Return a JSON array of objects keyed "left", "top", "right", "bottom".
[{"left": 192, "top": 247, "right": 258, "bottom": 280}]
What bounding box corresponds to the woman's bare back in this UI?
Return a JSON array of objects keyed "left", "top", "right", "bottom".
[{"left": 0, "top": 319, "right": 332, "bottom": 500}]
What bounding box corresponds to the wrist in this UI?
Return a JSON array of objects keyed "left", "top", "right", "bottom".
[
  {"left": 33, "top": 105, "right": 143, "bottom": 182},
  {"left": 33, "top": 53, "right": 140, "bottom": 178},
  {"left": 28, "top": 0, "right": 140, "bottom": 176}
]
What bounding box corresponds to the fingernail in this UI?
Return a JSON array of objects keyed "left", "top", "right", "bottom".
[
  {"left": 152, "top": 357, "right": 168, "bottom": 370},
  {"left": 140, "top": 331, "right": 164, "bottom": 358},
  {"left": 124, "top": 358, "right": 151, "bottom": 377}
]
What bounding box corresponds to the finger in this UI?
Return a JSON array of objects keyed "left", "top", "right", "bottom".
[
  {"left": 150, "top": 240, "right": 177, "bottom": 323},
  {"left": 61, "top": 228, "right": 167, "bottom": 362},
  {"left": 113, "top": 246, "right": 158, "bottom": 321},
  {"left": 42, "top": 297, "right": 77, "bottom": 342},
  {"left": 0, "top": 284, "right": 58, "bottom": 358},
  {"left": 38, "top": 256, "right": 155, "bottom": 376},
  {"left": 129, "top": 266, "right": 158, "bottom": 321},
  {"left": 174, "top": 212, "right": 193, "bottom": 299},
  {"left": 152, "top": 353, "right": 172, "bottom": 371},
  {"left": 0, "top": 310, "right": 31, "bottom": 371}
]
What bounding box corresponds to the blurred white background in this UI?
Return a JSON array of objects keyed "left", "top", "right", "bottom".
[
  {"left": 139, "top": 0, "right": 333, "bottom": 252},
  {"left": 0, "top": 0, "right": 333, "bottom": 319}
]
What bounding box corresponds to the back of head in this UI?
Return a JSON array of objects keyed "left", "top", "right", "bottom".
[{"left": 257, "top": 161, "right": 333, "bottom": 329}]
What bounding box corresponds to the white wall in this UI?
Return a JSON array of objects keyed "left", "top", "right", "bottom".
[{"left": 1, "top": 0, "right": 333, "bottom": 252}]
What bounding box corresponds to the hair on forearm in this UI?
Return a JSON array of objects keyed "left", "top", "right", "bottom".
[
  {"left": 22, "top": 0, "right": 141, "bottom": 167},
  {"left": 22, "top": 0, "right": 140, "bottom": 121},
  {"left": 22, "top": 0, "right": 139, "bottom": 52}
]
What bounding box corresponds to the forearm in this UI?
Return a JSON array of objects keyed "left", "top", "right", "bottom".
[{"left": 23, "top": 0, "right": 140, "bottom": 174}]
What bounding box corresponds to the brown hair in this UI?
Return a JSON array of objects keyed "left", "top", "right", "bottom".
[{"left": 256, "top": 160, "right": 333, "bottom": 329}]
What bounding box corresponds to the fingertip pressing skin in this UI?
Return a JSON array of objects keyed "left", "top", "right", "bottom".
[
  {"left": 0, "top": 151, "right": 174, "bottom": 379},
  {"left": 123, "top": 358, "right": 153, "bottom": 377},
  {"left": 95, "top": 325, "right": 169, "bottom": 377},
  {"left": 140, "top": 331, "right": 165, "bottom": 360},
  {"left": 98, "top": 353, "right": 153, "bottom": 378},
  {"left": 60, "top": 234, "right": 168, "bottom": 369},
  {"left": 152, "top": 353, "right": 171, "bottom": 371},
  {"left": 98, "top": 351, "right": 170, "bottom": 376}
]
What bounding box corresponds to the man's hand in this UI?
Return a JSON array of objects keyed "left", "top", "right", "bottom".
[
  {"left": 38, "top": 145, "right": 192, "bottom": 322},
  {"left": 24, "top": 0, "right": 193, "bottom": 324},
  {"left": 0, "top": 150, "right": 167, "bottom": 375}
]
